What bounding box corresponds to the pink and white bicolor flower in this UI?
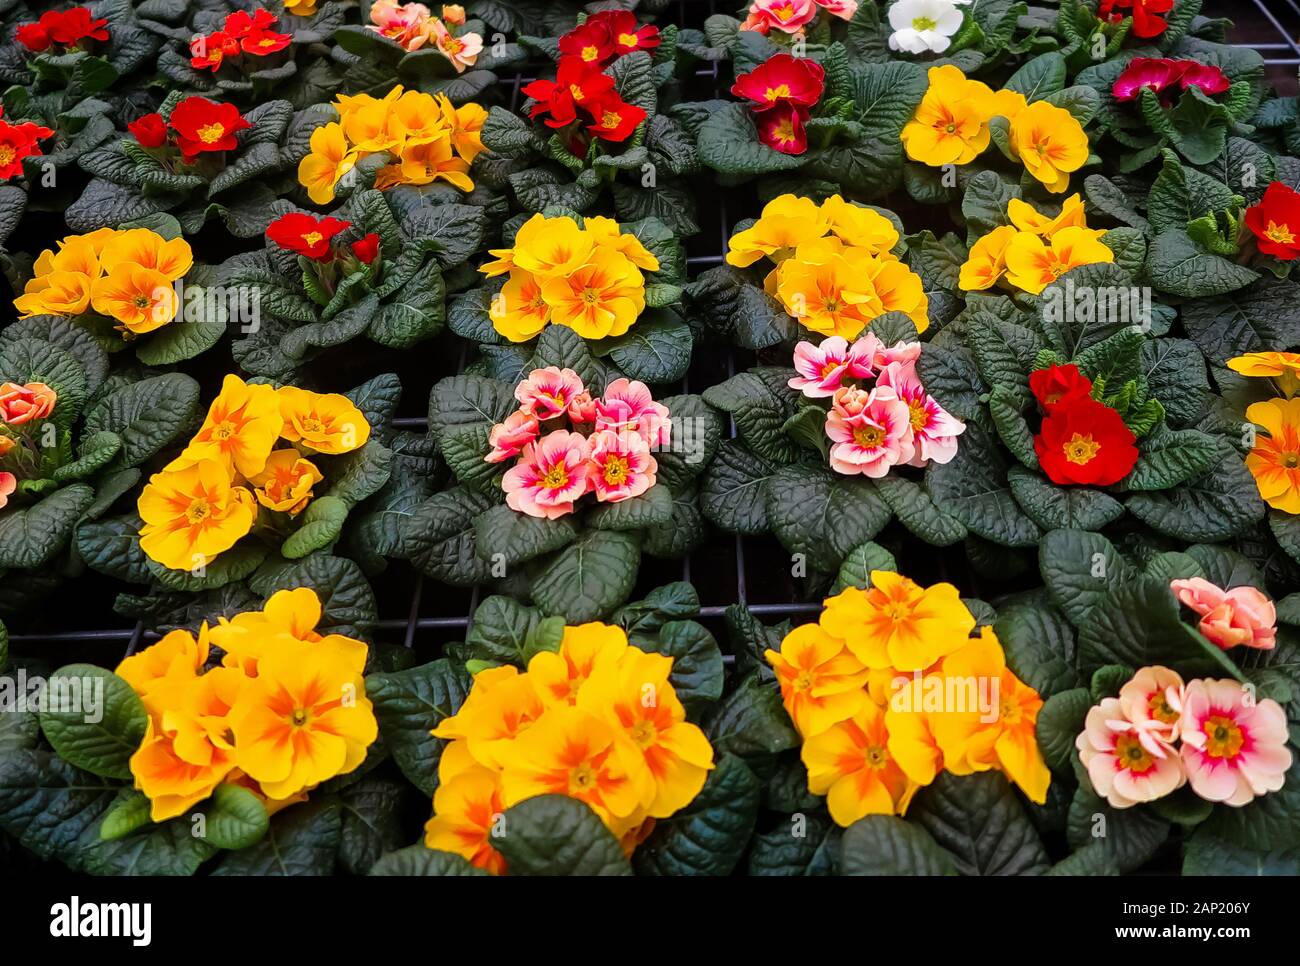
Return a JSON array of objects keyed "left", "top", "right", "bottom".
[
  {"left": 788, "top": 336, "right": 874, "bottom": 398},
  {"left": 587, "top": 428, "right": 658, "bottom": 503},
  {"left": 595, "top": 377, "right": 671, "bottom": 448},
  {"left": 824, "top": 385, "right": 915, "bottom": 477},
  {"left": 1178, "top": 679, "right": 1293, "bottom": 807},
  {"left": 1075, "top": 696, "right": 1186, "bottom": 809},
  {"left": 876, "top": 361, "right": 965, "bottom": 466},
  {"left": 501, "top": 429, "right": 591, "bottom": 519},
  {"left": 484, "top": 409, "right": 539, "bottom": 464},
  {"left": 515, "top": 366, "right": 587, "bottom": 421}
]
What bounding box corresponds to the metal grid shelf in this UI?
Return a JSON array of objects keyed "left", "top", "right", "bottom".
[{"left": 6, "top": 0, "right": 1297, "bottom": 663}]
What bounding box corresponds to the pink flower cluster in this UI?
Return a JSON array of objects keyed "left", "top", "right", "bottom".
[
  {"left": 487, "top": 367, "right": 671, "bottom": 519},
  {"left": 790, "top": 335, "right": 965, "bottom": 477},
  {"left": 1077, "top": 666, "right": 1292, "bottom": 809},
  {"left": 1111, "top": 57, "right": 1230, "bottom": 103},
  {"left": 740, "top": 0, "right": 857, "bottom": 35},
  {"left": 1172, "top": 578, "right": 1277, "bottom": 652}
]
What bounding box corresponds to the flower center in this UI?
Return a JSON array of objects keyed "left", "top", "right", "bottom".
[
  {"left": 945, "top": 123, "right": 956, "bottom": 133},
  {"left": 197, "top": 122, "right": 226, "bottom": 144},
  {"left": 765, "top": 84, "right": 791, "bottom": 102},
  {"left": 618, "top": 32, "right": 639, "bottom": 48},
  {"left": 912, "top": 15, "right": 938, "bottom": 30},
  {"left": 600, "top": 110, "right": 622, "bottom": 129},
  {"left": 774, "top": 119, "right": 796, "bottom": 141},
  {"left": 444, "top": 37, "right": 463, "bottom": 54},
  {"left": 581, "top": 287, "right": 601, "bottom": 305},
  {"left": 1203, "top": 715, "right": 1244, "bottom": 759},
  {"left": 1114, "top": 734, "right": 1154, "bottom": 773},
  {"left": 908, "top": 401, "right": 927, "bottom": 432},
  {"left": 1149, "top": 692, "right": 1179, "bottom": 724},
  {"left": 211, "top": 421, "right": 237, "bottom": 441},
  {"left": 541, "top": 464, "right": 569, "bottom": 489},
  {"left": 290, "top": 707, "right": 310, "bottom": 727},
  {"left": 301, "top": 231, "right": 324, "bottom": 247},
  {"left": 1265, "top": 220, "right": 1296, "bottom": 245},
  {"left": 570, "top": 83, "right": 584, "bottom": 101},
  {"left": 570, "top": 762, "right": 598, "bottom": 791},
  {"left": 603, "top": 455, "right": 629, "bottom": 485},
  {"left": 631, "top": 720, "right": 656, "bottom": 748},
  {"left": 999, "top": 697, "right": 1021, "bottom": 724},
  {"left": 0, "top": 146, "right": 13, "bottom": 165},
  {"left": 864, "top": 745, "right": 888, "bottom": 769},
  {"left": 793, "top": 670, "right": 815, "bottom": 691},
  {"left": 301, "top": 416, "right": 325, "bottom": 434},
  {"left": 132, "top": 293, "right": 152, "bottom": 309},
  {"left": 853, "top": 425, "right": 884, "bottom": 448},
  {"left": 582, "top": 45, "right": 599, "bottom": 61},
  {"left": 1062, "top": 433, "right": 1100, "bottom": 465},
  {"left": 185, "top": 499, "right": 211, "bottom": 524},
  {"left": 819, "top": 361, "right": 840, "bottom": 378},
  {"left": 1284, "top": 451, "right": 1300, "bottom": 468}
]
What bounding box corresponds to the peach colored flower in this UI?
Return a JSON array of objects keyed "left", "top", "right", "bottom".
[
  {"left": 742, "top": 0, "right": 818, "bottom": 34},
  {"left": 0, "top": 472, "right": 15, "bottom": 510},
  {"left": 502, "top": 430, "right": 591, "bottom": 519},
  {"left": 1117, "top": 665, "right": 1185, "bottom": 747},
  {"left": 567, "top": 390, "right": 598, "bottom": 424},
  {"left": 367, "top": 0, "right": 435, "bottom": 50},
  {"left": 1076, "top": 696, "right": 1185, "bottom": 809},
  {"left": 441, "top": 5, "right": 466, "bottom": 25},
  {"left": 587, "top": 428, "right": 657, "bottom": 502},
  {"left": 431, "top": 19, "right": 482, "bottom": 73},
  {"left": 876, "top": 362, "right": 964, "bottom": 466},
  {"left": 595, "top": 378, "right": 671, "bottom": 448},
  {"left": 485, "top": 410, "right": 539, "bottom": 464},
  {"left": 0, "top": 382, "right": 57, "bottom": 425},
  {"left": 825, "top": 385, "right": 915, "bottom": 477},
  {"left": 788, "top": 336, "right": 874, "bottom": 398},
  {"left": 1179, "top": 679, "right": 1292, "bottom": 806},
  {"left": 515, "top": 366, "right": 586, "bottom": 421},
  {"left": 1171, "top": 577, "right": 1277, "bottom": 651}
]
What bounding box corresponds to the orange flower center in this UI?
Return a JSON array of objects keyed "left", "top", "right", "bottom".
[
  {"left": 197, "top": 122, "right": 227, "bottom": 144},
  {"left": 301, "top": 231, "right": 324, "bottom": 247},
  {"left": 999, "top": 697, "right": 1021, "bottom": 725},
  {"left": 864, "top": 745, "right": 889, "bottom": 769},
  {"left": 630, "top": 720, "right": 656, "bottom": 748},
  {"left": 853, "top": 425, "right": 884, "bottom": 448},
  {"left": 765, "top": 84, "right": 791, "bottom": 102},
  {"left": 1149, "top": 692, "right": 1179, "bottom": 724},
  {"left": 185, "top": 499, "right": 211, "bottom": 524},
  {"left": 0, "top": 146, "right": 14, "bottom": 165},
  {"left": 775, "top": 3, "right": 796, "bottom": 19},
  {"left": 600, "top": 110, "right": 622, "bottom": 129},
  {"left": 603, "top": 455, "right": 629, "bottom": 485},
  {"left": 774, "top": 118, "right": 796, "bottom": 142},
  {"left": 1203, "top": 715, "right": 1244, "bottom": 759},
  {"left": 618, "top": 32, "right": 639, "bottom": 48},
  {"left": 540, "top": 464, "right": 568, "bottom": 489},
  {"left": 569, "top": 762, "right": 598, "bottom": 790},
  {"left": 211, "top": 421, "right": 237, "bottom": 441},
  {"left": 793, "top": 670, "right": 815, "bottom": 691},
  {"left": 132, "top": 293, "right": 152, "bottom": 309},
  {"left": 908, "top": 400, "right": 928, "bottom": 432},
  {"left": 444, "top": 37, "right": 463, "bottom": 54},
  {"left": 1284, "top": 451, "right": 1300, "bottom": 468},
  {"left": 819, "top": 361, "right": 839, "bottom": 378},
  {"left": 581, "top": 286, "right": 601, "bottom": 305},
  {"left": 570, "top": 83, "right": 584, "bottom": 101},
  {"left": 1062, "top": 433, "right": 1099, "bottom": 465},
  {"left": 1114, "top": 733, "right": 1154, "bottom": 773},
  {"left": 1265, "top": 220, "right": 1295, "bottom": 245},
  {"left": 300, "top": 416, "right": 325, "bottom": 434},
  {"left": 290, "top": 707, "right": 310, "bottom": 727}
]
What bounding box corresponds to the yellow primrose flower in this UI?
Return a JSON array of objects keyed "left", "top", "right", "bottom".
[
  {"left": 98, "top": 229, "right": 193, "bottom": 281},
  {"left": 802, "top": 700, "right": 918, "bottom": 827},
  {"left": 538, "top": 248, "right": 645, "bottom": 338},
  {"left": 900, "top": 65, "right": 997, "bottom": 167},
  {"left": 725, "top": 194, "right": 829, "bottom": 268},
  {"left": 776, "top": 251, "right": 876, "bottom": 339},
  {"left": 576, "top": 646, "right": 715, "bottom": 818},
  {"left": 34, "top": 233, "right": 104, "bottom": 279},
  {"left": 228, "top": 641, "right": 378, "bottom": 800},
  {"left": 885, "top": 682, "right": 946, "bottom": 787},
  {"left": 396, "top": 135, "right": 474, "bottom": 192},
  {"left": 496, "top": 704, "right": 653, "bottom": 827},
  {"left": 1009, "top": 101, "right": 1089, "bottom": 194},
  {"left": 1003, "top": 225, "right": 1114, "bottom": 294},
  {"left": 115, "top": 625, "right": 210, "bottom": 716},
  {"left": 492, "top": 269, "right": 552, "bottom": 342},
  {"left": 211, "top": 587, "right": 367, "bottom": 678},
  {"left": 137, "top": 460, "right": 256, "bottom": 571},
  {"left": 1228, "top": 351, "right": 1300, "bottom": 398},
  {"left": 510, "top": 214, "right": 595, "bottom": 277},
  {"left": 14, "top": 270, "right": 94, "bottom": 318},
  {"left": 284, "top": 0, "right": 318, "bottom": 14},
  {"left": 249, "top": 448, "right": 323, "bottom": 515},
  {"left": 332, "top": 86, "right": 403, "bottom": 120},
  {"left": 821, "top": 194, "right": 899, "bottom": 255},
  {"left": 862, "top": 254, "right": 930, "bottom": 334},
  {"left": 958, "top": 224, "right": 1018, "bottom": 291},
  {"left": 342, "top": 99, "right": 402, "bottom": 154},
  {"left": 276, "top": 385, "right": 371, "bottom": 454},
  {"left": 528, "top": 622, "right": 630, "bottom": 707},
  {"left": 928, "top": 627, "right": 1050, "bottom": 804},
  {"left": 765, "top": 621, "right": 870, "bottom": 737},
  {"left": 423, "top": 763, "right": 508, "bottom": 874},
  {"left": 820, "top": 571, "right": 976, "bottom": 672},
  {"left": 585, "top": 216, "right": 661, "bottom": 272},
  {"left": 129, "top": 717, "right": 237, "bottom": 822},
  {"left": 1244, "top": 396, "right": 1300, "bottom": 514},
  {"left": 298, "top": 122, "right": 358, "bottom": 206},
  {"left": 1007, "top": 193, "right": 1093, "bottom": 237},
  {"left": 387, "top": 91, "right": 449, "bottom": 144},
  {"left": 433, "top": 669, "right": 545, "bottom": 770},
  {"left": 168, "top": 374, "right": 283, "bottom": 478},
  {"left": 159, "top": 666, "right": 244, "bottom": 772},
  {"left": 89, "top": 264, "right": 178, "bottom": 334}
]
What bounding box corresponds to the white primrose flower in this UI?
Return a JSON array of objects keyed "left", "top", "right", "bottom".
[{"left": 887, "top": 0, "right": 964, "bottom": 54}]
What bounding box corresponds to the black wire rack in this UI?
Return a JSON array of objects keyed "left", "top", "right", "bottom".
[{"left": 7, "top": 0, "right": 1299, "bottom": 665}]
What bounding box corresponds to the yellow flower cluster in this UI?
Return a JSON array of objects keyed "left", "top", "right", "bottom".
[
  {"left": 14, "top": 228, "right": 192, "bottom": 335},
  {"left": 299, "top": 85, "right": 487, "bottom": 205},
  {"left": 425, "top": 622, "right": 715, "bottom": 873},
  {"left": 116, "top": 587, "right": 377, "bottom": 821},
  {"left": 958, "top": 194, "right": 1114, "bottom": 295},
  {"left": 901, "top": 65, "right": 1090, "bottom": 194},
  {"left": 137, "top": 374, "right": 369, "bottom": 571},
  {"left": 1229, "top": 352, "right": 1300, "bottom": 514},
  {"left": 765, "top": 571, "right": 1049, "bottom": 827},
  {"left": 479, "top": 214, "right": 661, "bottom": 343},
  {"left": 726, "top": 194, "right": 928, "bottom": 339}
]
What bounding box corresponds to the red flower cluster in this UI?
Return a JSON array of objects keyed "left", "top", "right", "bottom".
[
  {"left": 15, "top": 7, "right": 108, "bottom": 52},
  {"left": 1098, "top": 0, "right": 1174, "bottom": 40},
  {"left": 1245, "top": 181, "right": 1300, "bottom": 261},
  {"left": 730, "top": 53, "right": 825, "bottom": 155},
  {"left": 522, "top": 12, "right": 658, "bottom": 144},
  {"left": 267, "top": 213, "right": 379, "bottom": 266},
  {"left": 1111, "top": 57, "right": 1230, "bottom": 103},
  {"left": 127, "top": 98, "right": 252, "bottom": 163},
  {"left": 190, "top": 9, "right": 292, "bottom": 71},
  {"left": 0, "top": 109, "right": 55, "bottom": 181},
  {"left": 1030, "top": 364, "right": 1137, "bottom": 487}
]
